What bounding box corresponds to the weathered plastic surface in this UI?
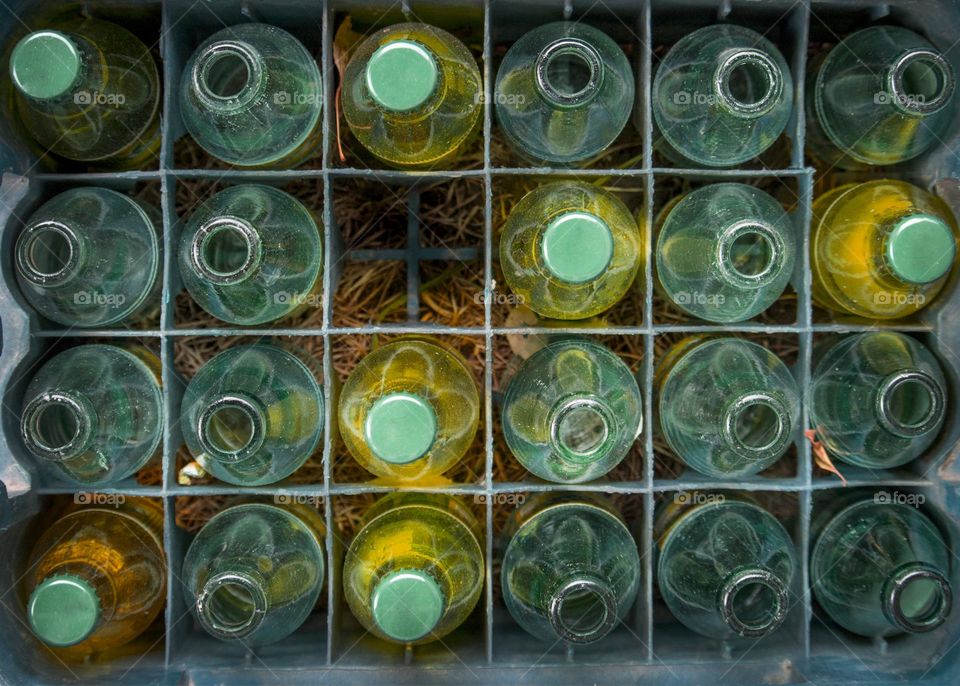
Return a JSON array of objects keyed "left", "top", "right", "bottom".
[{"left": 1, "top": 0, "right": 959, "bottom": 684}]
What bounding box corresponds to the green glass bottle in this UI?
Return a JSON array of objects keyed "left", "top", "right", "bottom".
[
  {"left": 501, "top": 494, "right": 640, "bottom": 644},
  {"left": 494, "top": 22, "right": 634, "bottom": 165},
  {"left": 809, "top": 332, "right": 946, "bottom": 470},
  {"left": 338, "top": 338, "right": 480, "bottom": 483},
  {"left": 656, "top": 337, "right": 800, "bottom": 479},
  {"left": 180, "top": 344, "right": 324, "bottom": 486},
  {"left": 652, "top": 24, "right": 793, "bottom": 167},
  {"left": 20, "top": 345, "right": 163, "bottom": 485},
  {"left": 182, "top": 502, "right": 326, "bottom": 646},
  {"left": 812, "top": 496, "right": 952, "bottom": 637},
  {"left": 342, "top": 23, "right": 482, "bottom": 168},
  {"left": 655, "top": 183, "right": 796, "bottom": 323},
  {"left": 24, "top": 497, "right": 166, "bottom": 660},
  {"left": 807, "top": 26, "right": 956, "bottom": 168},
  {"left": 501, "top": 338, "right": 642, "bottom": 483},
  {"left": 810, "top": 180, "right": 958, "bottom": 320},
  {"left": 500, "top": 181, "right": 641, "bottom": 320},
  {"left": 15, "top": 187, "right": 161, "bottom": 327},
  {"left": 343, "top": 493, "right": 484, "bottom": 644},
  {"left": 9, "top": 18, "right": 160, "bottom": 168},
  {"left": 178, "top": 184, "right": 323, "bottom": 325},
  {"left": 179, "top": 24, "right": 322, "bottom": 167},
  {"left": 656, "top": 495, "right": 796, "bottom": 639}
]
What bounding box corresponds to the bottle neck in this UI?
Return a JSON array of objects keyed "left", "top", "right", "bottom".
[
  {"left": 712, "top": 48, "right": 784, "bottom": 119},
  {"left": 548, "top": 574, "right": 619, "bottom": 644},
  {"left": 197, "top": 571, "right": 269, "bottom": 640},
  {"left": 196, "top": 393, "right": 267, "bottom": 464},
  {"left": 28, "top": 571, "right": 103, "bottom": 647},
  {"left": 718, "top": 567, "right": 788, "bottom": 638},
  {"left": 21, "top": 390, "right": 96, "bottom": 462},
  {"left": 15, "top": 220, "right": 85, "bottom": 288},
  {"left": 886, "top": 48, "right": 955, "bottom": 117},
  {"left": 10, "top": 30, "right": 86, "bottom": 102},
  {"left": 535, "top": 37, "right": 604, "bottom": 109},
  {"left": 548, "top": 395, "right": 619, "bottom": 465},
  {"left": 875, "top": 370, "right": 944, "bottom": 438},
  {"left": 882, "top": 562, "right": 952, "bottom": 634},
  {"left": 190, "top": 39, "right": 267, "bottom": 114},
  {"left": 189, "top": 216, "right": 263, "bottom": 286},
  {"left": 715, "top": 220, "right": 786, "bottom": 290},
  {"left": 720, "top": 392, "right": 792, "bottom": 460}
]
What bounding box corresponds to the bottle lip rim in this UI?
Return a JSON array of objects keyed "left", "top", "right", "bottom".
[
  {"left": 190, "top": 38, "right": 265, "bottom": 112},
  {"left": 875, "top": 370, "right": 945, "bottom": 438},
  {"left": 718, "top": 567, "right": 789, "bottom": 638},
  {"left": 712, "top": 47, "right": 784, "bottom": 118},
  {"left": 715, "top": 219, "right": 787, "bottom": 290},
  {"left": 548, "top": 574, "right": 619, "bottom": 644},
  {"left": 21, "top": 390, "right": 94, "bottom": 462},
  {"left": 548, "top": 394, "right": 619, "bottom": 464},
  {"left": 16, "top": 220, "right": 83, "bottom": 287},
  {"left": 535, "top": 37, "right": 605, "bottom": 108},
  {"left": 883, "top": 562, "right": 952, "bottom": 634},
  {"left": 196, "top": 570, "right": 269, "bottom": 640},
  {"left": 190, "top": 215, "right": 263, "bottom": 286},
  {"left": 887, "top": 48, "right": 956, "bottom": 116},
  {"left": 721, "top": 391, "right": 793, "bottom": 459},
  {"left": 196, "top": 392, "right": 267, "bottom": 463}
]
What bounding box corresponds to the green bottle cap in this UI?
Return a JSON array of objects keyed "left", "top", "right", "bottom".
[
  {"left": 886, "top": 213, "right": 956, "bottom": 284},
  {"left": 28, "top": 574, "right": 101, "bottom": 647},
  {"left": 366, "top": 40, "right": 439, "bottom": 112},
  {"left": 364, "top": 392, "right": 437, "bottom": 464},
  {"left": 10, "top": 31, "right": 81, "bottom": 100},
  {"left": 371, "top": 569, "right": 444, "bottom": 642},
  {"left": 541, "top": 211, "right": 614, "bottom": 284}
]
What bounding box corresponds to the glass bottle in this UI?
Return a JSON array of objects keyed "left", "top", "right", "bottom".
[
  {"left": 806, "top": 26, "right": 956, "bottom": 168},
  {"left": 494, "top": 21, "right": 634, "bottom": 165},
  {"left": 342, "top": 23, "right": 482, "bottom": 169},
  {"left": 179, "top": 23, "right": 322, "bottom": 167},
  {"left": 23, "top": 497, "right": 165, "bottom": 659},
  {"left": 656, "top": 337, "right": 800, "bottom": 479},
  {"left": 501, "top": 493, "right": 640, "bottom": 644},
  {"left": 9, "top": 18, "right": 160, "bottom": 168},
  {"left": 652, "top": 24, "right": 793, "bottom": 167},
  {"left": 15, "top": 187, "right": 161, "bottom": 327},
  {"left": 338, "top": 338, "right": 480, "bottom": 482},
  {"left": 182, "top": 502, "right": 326, "bottom": 646},
  {"left": 655, "top": 495, "right": 796, "bottom": 639},
  {"left": 178, "top": 184, "right": 323, "bottom": 326},
  {"left": 655, "top": 183, "right": 796, "bottom": 323},
  {"left": 20, "top": 344, "right": 163, "bottom": 485},
  {"left": 811, "top": 496, "right": 952, "bottom": 637},
  {"left": 810, "top": 180, "right": 958, "bottom": 320},
  {"left": 809, "top": 332, "right": 946, "bottom": 470},
  {"left": 180, "top": 343, "right": 324, "bottom": 486},
  {"left": 500, "top": 181, "right": 641, "bottom": 320},
  {"left": 343, "top": 493, "right": 484, "bottom": 644},
  {"left": 501, "top": 338, "right": 642, "bottom": 483}
]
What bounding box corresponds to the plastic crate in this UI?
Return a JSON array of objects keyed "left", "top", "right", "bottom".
[{"left": 1, "top": 0, "right": 959, "bottom": 684}]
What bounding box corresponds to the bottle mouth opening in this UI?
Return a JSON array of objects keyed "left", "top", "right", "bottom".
[
  {"left": 549, "top": 396, "right": 615, "bottom": 463},
  {"left": 717, "top": 221, "right": 785, "bottom": 288},
  {"left": 16, "top": 221, "right": 81, "bottom": 286},
  {"left": 877, "top": 371, "right": 944, "bottom": 438},
  {"left": 714, "top": 49, "right": 783, "bottom": 117},
  {"left": 197, "top": 394, "right": 266, "bottom": 463},
  {"left": 722, "top": 392, "right": 791, "bottom": 458},
  {"left": 192, "top": 40, "right": 263, "bottom": 111},
  {"left": 549, "top": 576, "right": 619, "bottom": 644},
  {"left": 884, "top": 563, "right": 952, "bottom": 634},
  {"left": 719, "top": 568, "right": 788, "bottom": 638},
  {"left": 21, "top": 391, "right": 92, "bottom": 462},
  {"left": 198, "top": 572, "right": 267, "bottom": 639},
  {"left": 535, "top": 38, "right": 604, "bottom": 108},
  {"left": 191, "top": 216, "right": 262, "bottom": 285},
  {"left": 889, "top": 49, "right": 955, "bottom": 116}
]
